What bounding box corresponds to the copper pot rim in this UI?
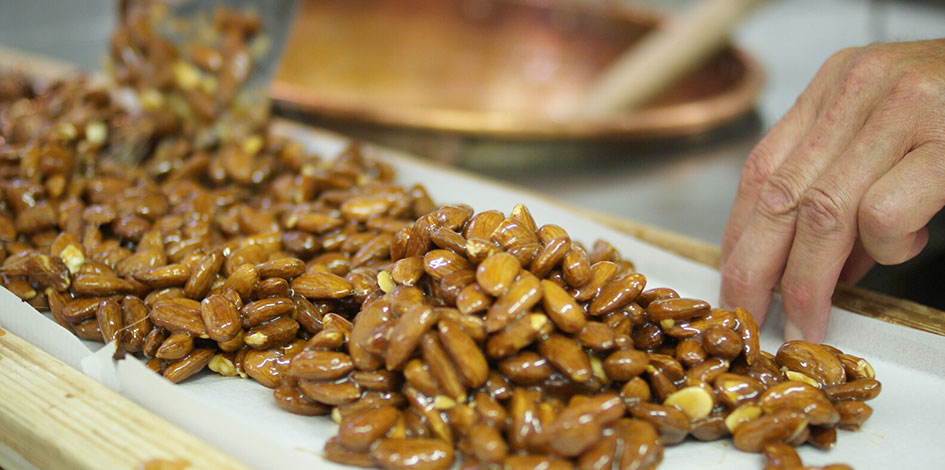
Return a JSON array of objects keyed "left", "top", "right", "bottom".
[
  {"left": 270, "top": 0, "right": 766, "bottom": 141},
  {"left": 271, "top": 46, "right": 763, "bottom": 141}
]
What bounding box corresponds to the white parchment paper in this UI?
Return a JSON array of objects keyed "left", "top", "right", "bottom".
[{"left": 2, "top": 123, "right": 944, "bottom": 469}]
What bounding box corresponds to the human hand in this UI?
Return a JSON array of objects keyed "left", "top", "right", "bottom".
[{"left": 719, "top": 39, "right": 945, "bottom": 342}]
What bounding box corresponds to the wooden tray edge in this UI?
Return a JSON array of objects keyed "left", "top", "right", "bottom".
[{"left": 0, "top": 330, "right": 249, "bottom": 470}]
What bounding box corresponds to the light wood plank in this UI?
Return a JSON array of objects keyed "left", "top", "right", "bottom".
[
  {"left": 0, "top": 329, "right": 249, "bottom": 470},
  {"left": 0, "top": 45, "right": 86, "bottom": 79}
]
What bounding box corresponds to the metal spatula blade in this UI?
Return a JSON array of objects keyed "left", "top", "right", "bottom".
[
  {"left": 156, "top": 0, "right": 297, "bottom": 91},
  {"left": 107, "top": 0, "right": 297, "bottom": 166}
]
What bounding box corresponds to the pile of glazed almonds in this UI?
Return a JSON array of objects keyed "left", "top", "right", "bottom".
[{"left": 0, "top": 2, "right": 881, "bottom": 470}]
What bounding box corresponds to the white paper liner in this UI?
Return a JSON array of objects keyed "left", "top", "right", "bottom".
[{"left": 2, "top": 124, "right": 944, "bottom": 469}]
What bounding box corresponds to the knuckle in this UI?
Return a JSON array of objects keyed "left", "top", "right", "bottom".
[
  {"left": 819, "top": 47, "right": 857, "bottom": 75},
  {"left": 893, "top": 71, "right": 943, "bottom": 104},
  {"left": 757, "top": 173, "right": 803, "bottom": 219},
  {"left": 816, "top": 104, "right": 844, "bottom": 132},
  {"left": 841, "top": 48, "right": 890, "bottom": 92},
  {"left": 797, "top": 187, "right": 848, "bottom": 234},
  {"left": 791, "top": 91, "right": 817, "bottom": 118},
  {"left": 857, "top": 193, "right": 918, "bottom": 265},
  {"left": 832, "top": 46, "right": 859, "bottom": 62},
  {"left": 840, "top": 70, "right": 869, "bottom": 95},
  {"left": 856, "top": 43, "right": 892, "bottom": 70},
  {"left": 858, "top": 191, "right": 900, "bottom": 241},
  {"left": 737, "top": 149, "right": 774, "bottom": 194}
]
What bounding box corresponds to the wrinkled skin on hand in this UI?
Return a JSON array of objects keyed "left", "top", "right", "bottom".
[{"left": 720, "top": 39, "right": 945, "bottom": 343}]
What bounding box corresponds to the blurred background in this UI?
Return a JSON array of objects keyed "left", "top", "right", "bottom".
[{"left": 2, "top": 0, "right": 944, "bottom": 307}]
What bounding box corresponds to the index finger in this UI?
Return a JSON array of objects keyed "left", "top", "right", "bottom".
[
  {"left": 721, "top": 49, "right": 855, "bottom": 265},
  {"left": 720, "top": 72, "right": 888, "bottom": 323}
]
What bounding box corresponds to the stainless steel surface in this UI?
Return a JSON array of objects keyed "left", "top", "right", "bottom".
[
  {"left": 0, "top": 0, "right": 113, "bottom": 72},
  {"left": 158, "top": 0, "right": 296, "bottom": 90}
]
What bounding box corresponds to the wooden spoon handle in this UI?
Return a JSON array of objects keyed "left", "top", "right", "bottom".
[{"left": 578, "top": 0, "right": 767, "bottom": 118}]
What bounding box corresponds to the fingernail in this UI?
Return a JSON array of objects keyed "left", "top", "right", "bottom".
[{"left": 784, "top": 319, "right": 805, "bottom": 342}]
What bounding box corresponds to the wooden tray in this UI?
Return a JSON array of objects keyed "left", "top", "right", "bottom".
[{"left": 270, "top": 0, "right": 765, "bottom": 139}]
